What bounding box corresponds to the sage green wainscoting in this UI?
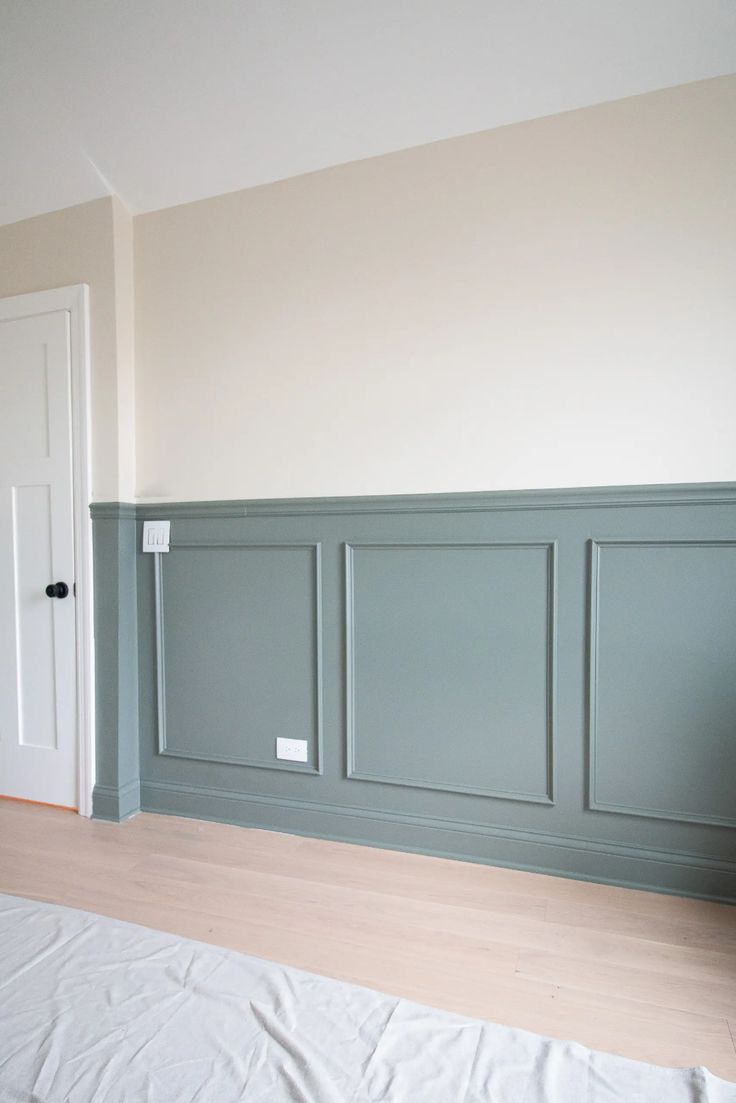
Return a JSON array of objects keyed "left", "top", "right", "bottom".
[
  {"left": 90, "top": 504, "right": 140, "bottom": 820},
  {"left": 91, "top": 485, "right": 736, "bottom": 899}
]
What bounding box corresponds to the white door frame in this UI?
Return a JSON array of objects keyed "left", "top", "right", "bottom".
[{"left": 0, "top": 285, "right": 94, "bottom": 816}]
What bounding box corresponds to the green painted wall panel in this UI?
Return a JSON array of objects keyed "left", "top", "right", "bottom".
[
  {"left": 346, "top": 543, "right": 554, "bottom": 802},
  {"left": 91, "top": 508, "right": 139, "bottom": 819},
  {"left": 158, "top": 542, "right": 322, "bottom": 773},
  {"left": 91, "top": 484, "right": 736, "bottom": 900},
  {"left": 589, "top": 540, "right": 736, "bottom": 827}
]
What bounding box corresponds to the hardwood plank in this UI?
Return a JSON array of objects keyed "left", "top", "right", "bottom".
[
  {"left": 517, "top": 947, "right": 736, "bottom": 1019},
  {"left": 133, "top": 851, "right": 736, "bottom": 988},
  {"left": 127, "top": 823, "right": 550, "bottom": 916},
  {"left": 124, "top": 812, "right": 736, "bottom": 925},
  {"left": 546, "top": 898, "right": 736, "bottom": 953}
]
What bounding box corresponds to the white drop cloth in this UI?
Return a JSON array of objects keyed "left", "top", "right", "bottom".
[{"left": 0, "top": 893, "right": 733, "bottom": 1102}]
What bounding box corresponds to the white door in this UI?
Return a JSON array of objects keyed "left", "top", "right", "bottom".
[{"left": 0, "top": 308, "right": 78, "bottom": 808}]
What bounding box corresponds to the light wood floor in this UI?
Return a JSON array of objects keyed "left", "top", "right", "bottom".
[{"left": 1, "top": 800, "right": 735, "bottom": 1080}]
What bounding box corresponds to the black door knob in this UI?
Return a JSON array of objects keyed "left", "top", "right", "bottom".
[{"left": 45, "top": 582, "right": 69, "bottom": 599}]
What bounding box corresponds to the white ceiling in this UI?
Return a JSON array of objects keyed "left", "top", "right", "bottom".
[{"left": 2, "top": 0, "right": 736, "bottom": 227}]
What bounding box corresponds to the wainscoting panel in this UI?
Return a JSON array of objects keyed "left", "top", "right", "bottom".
[
  {"left": 588, "top": 540, "right": 736, "bottom": 827},
  {"left": 156, "top": 542, "right": 322, "bottom": 774},
  {"left": 90, "top": 505, "right": 140, "bottom": 821},
  {"left": 91, "top": 484, "right": 736, "bottom": 900},
  {"left": 346, "top": 542, "right": 555, "bottom": 803}
]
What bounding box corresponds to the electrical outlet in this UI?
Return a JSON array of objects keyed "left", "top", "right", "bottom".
[
  {"left": 276, "top": 738, "right": 308, "bottom": 763},
  {"left": 142, "top": 520, "right": 170, "bottom": 553}
]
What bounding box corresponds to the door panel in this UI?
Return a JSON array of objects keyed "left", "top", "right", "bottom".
[
  {"left": 0, "top": 310, "right": 77, "bottom": 807},
  {"left": 0, "top": 336, "right": 50, "bottom": 463}
]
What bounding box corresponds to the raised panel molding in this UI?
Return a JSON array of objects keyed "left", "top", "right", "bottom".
[
  {"left": 587, "top": 540, "right": 736, "bottom": 829},
  {"left": 345, "top": 542, "right": 557, "bottom": 804},
  {"left": 155, "top": 541, "right": 323, "bottom": 775}
]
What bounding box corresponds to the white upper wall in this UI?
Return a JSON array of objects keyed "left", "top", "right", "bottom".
[
  {"left": 1, "top": 0, "right": 736, "bottom": 225},
  {"left": 134, "top": 77, "right": 736, "bottom": 502}
]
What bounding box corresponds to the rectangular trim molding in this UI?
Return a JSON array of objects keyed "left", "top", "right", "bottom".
[
  {"left": 154, "top": 541, "right": 324, "bottom": 776},
  {"left": 345, "top": 542, "right": 557, "bottom": 804},
  {"left": 587, "top": 539, "right": 736, "bottom": 829}
]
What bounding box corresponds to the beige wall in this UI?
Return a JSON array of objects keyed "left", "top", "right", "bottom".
[
  {"left": 0, "top": 197, "right": 135, "bottom": 500},
  {"left": 4, "top": 78, "right": 734, "bottom": 504},
  {"left": 134, "top": 75, "right": 736, "bottom": 501}
]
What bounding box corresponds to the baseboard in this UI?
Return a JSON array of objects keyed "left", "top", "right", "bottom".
[
  {"left": 93, "top": 779, "right": 141, "bottom": 822},
  {"left": 140, "top": 780, "right": 736, "bottom": 903}
]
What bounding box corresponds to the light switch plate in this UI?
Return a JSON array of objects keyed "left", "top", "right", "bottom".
[
  {"left": 276, "top": 738, "right": 308, "bottom": 763},
  {"left": 142, "top": 520, "right": 171, "bottom": 553}
]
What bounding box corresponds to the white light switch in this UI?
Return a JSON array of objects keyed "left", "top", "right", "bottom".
[
  {"left": 276, "top": 738, "right": 308, "bottom": 763},
  {"left": 142, "top": 520, "right": 171, "bottom": 553}
]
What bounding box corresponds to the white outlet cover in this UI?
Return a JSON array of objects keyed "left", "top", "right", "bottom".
[
  {"left": 142, "top": 520, "right": 170, "bottom": 553},
  {"left": 276, "top": 738, "right": 308, "bottom": 763}
]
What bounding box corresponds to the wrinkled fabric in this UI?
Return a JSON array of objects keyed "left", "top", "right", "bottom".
[{"left": 0, "top": 893, "right": 732, "bottom": 1102}]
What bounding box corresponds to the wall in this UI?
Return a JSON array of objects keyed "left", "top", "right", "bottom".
[
  {"left": 0, "top": 196, "right": 134, "bottom": 500},
  {"left": 134, "top": 75, "right": 736, "bottom": 502},
  {"left": 8, "top": 75, "right": 728, "bottom": 896},
  {"left": 91, "top": 483, "right": 736, "bottom": 900}
]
